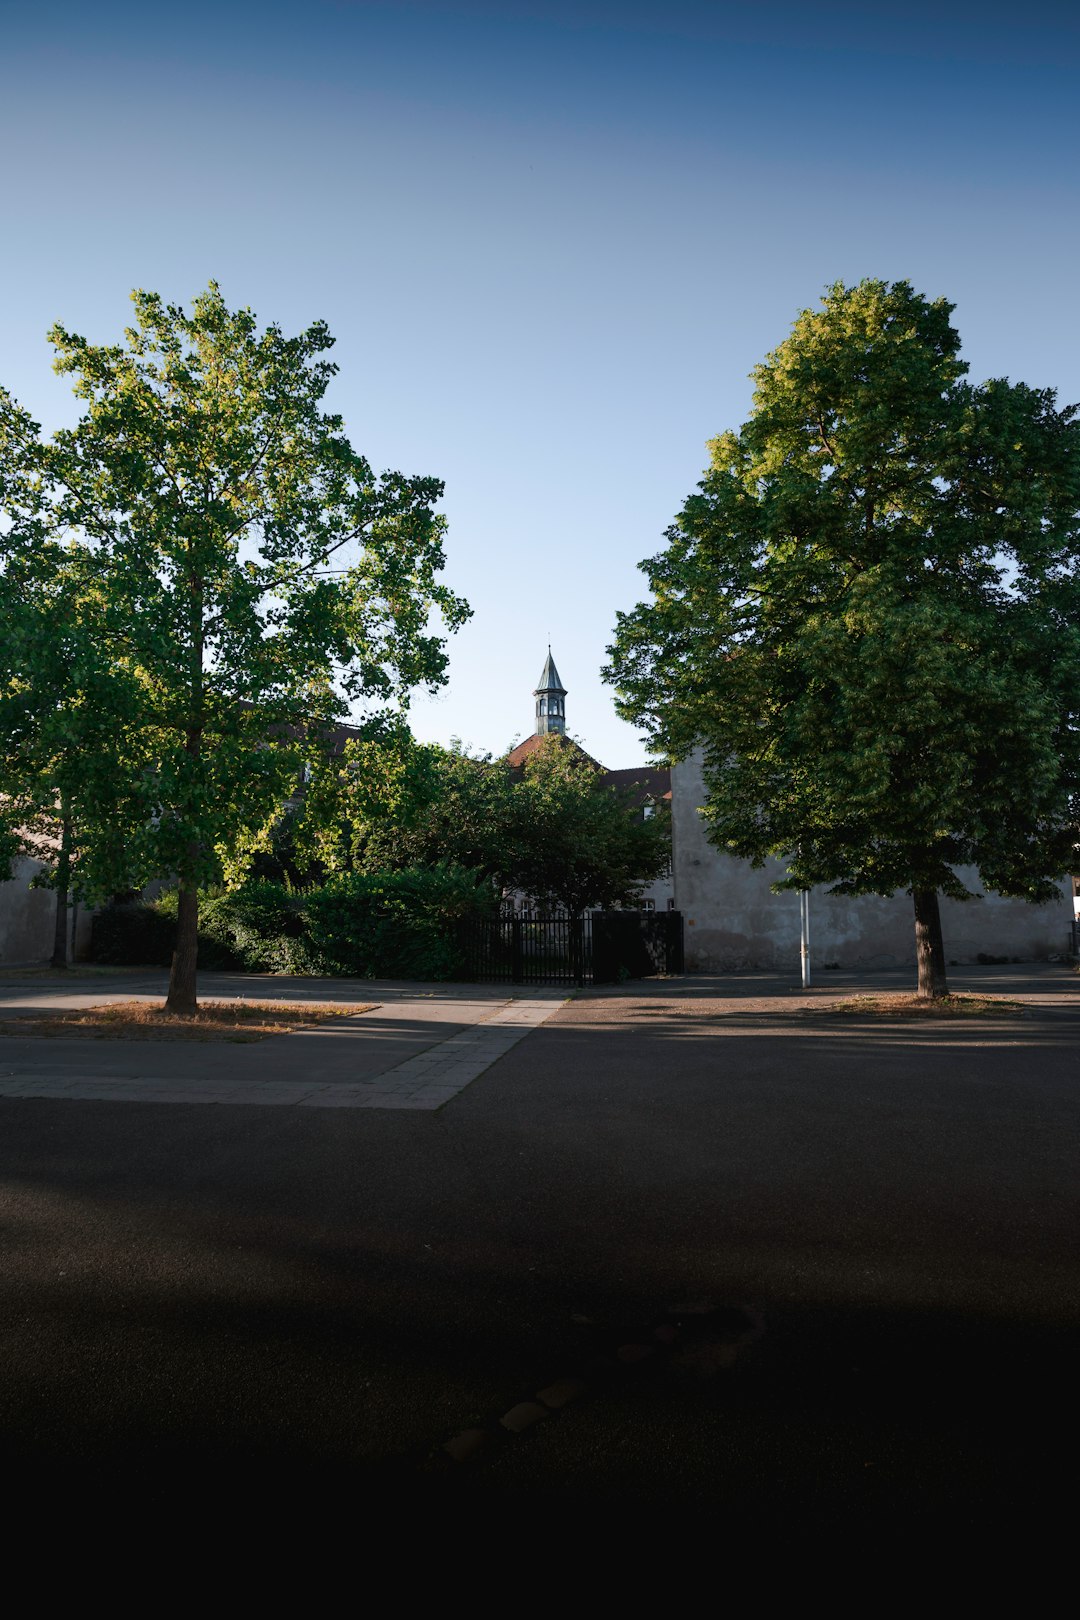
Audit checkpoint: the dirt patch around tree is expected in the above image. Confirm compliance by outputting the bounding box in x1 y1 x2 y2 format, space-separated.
812 993 1026 1017
0 999 378 1043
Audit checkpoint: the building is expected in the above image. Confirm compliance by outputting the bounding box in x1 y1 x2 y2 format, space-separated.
504 651 674 914
0 853 94 967
672 748 1071 971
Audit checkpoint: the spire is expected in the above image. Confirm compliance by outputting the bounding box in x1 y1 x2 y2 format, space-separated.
533 646 567 735
535 648 565 695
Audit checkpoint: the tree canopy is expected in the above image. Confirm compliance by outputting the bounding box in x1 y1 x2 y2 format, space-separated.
606 279 1080 995
0 537 140 963
296 731 671 916
1 284 467 1008
503 735 670 916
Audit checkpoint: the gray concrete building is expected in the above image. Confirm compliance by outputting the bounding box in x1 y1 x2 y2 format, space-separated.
1 854 94 967
672 750 1071 973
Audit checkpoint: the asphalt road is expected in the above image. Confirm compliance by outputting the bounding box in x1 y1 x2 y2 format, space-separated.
1 964 1077 1530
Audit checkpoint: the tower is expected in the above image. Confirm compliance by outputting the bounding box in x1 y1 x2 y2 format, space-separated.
533 648 567 736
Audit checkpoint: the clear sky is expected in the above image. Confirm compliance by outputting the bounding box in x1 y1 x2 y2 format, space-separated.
2 0 1077 765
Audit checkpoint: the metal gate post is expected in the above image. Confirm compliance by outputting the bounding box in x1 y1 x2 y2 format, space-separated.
570 916 585 987
511 918 523 985
669 911 685 974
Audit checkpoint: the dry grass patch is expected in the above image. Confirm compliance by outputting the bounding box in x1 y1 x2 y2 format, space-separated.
0 999 377 1042
815 992 1026 1018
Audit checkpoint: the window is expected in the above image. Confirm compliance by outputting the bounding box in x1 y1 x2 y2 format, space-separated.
667 897 676 911
642 899 655 912
643 802 655 819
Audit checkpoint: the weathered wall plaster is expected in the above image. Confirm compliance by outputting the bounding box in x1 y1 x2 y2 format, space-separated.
0 857 95 966
672 752 1071 972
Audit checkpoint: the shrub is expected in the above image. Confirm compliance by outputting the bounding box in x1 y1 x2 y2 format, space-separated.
90 865 495 979
151 889 240 968
306 865 496 980
91 901 176 967
197 881 306 972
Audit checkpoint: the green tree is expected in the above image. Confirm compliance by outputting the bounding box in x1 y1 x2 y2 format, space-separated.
0 537 140 965
506 735 671 916
296 721 460 875
0 389 48 889
606 280 1080 997
354 741 517 879
2 284 467 1009
304 730 670 915
1 396 131 964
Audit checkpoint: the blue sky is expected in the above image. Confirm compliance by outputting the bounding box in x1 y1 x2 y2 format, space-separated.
2 0 1077 765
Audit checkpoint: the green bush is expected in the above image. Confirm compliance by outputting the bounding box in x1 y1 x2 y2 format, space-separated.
306 865 495 980
90 865 495 979
152 887 245 969
197 882 306 971
91 901 177 967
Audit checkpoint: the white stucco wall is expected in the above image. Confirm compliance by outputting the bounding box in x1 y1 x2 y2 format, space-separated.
672 752 1071 972
0 857 95 966
636 871 675 912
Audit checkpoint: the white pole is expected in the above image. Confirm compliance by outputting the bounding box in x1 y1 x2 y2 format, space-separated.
800 890 811 990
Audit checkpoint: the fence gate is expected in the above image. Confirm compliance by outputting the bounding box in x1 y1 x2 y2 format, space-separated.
457 916 591 987
457 911 683 987
590 909 684 984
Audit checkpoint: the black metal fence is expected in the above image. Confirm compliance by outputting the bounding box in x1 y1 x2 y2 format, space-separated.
592 909 684 983
456 910 684 987
456 915 591 987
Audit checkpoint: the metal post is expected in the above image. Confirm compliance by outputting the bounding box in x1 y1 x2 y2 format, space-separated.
800 890 811 990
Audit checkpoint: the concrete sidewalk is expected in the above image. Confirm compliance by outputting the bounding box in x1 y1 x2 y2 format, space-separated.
0 970 568 1108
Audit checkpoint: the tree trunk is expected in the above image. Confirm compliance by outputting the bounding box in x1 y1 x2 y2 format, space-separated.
166 882 199 1015
50 814 73 970
168 566 205 1018
913 887 948 999
50 886 69 970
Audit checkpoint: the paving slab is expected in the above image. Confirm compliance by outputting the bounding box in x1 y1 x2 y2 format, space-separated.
0 971 568 1108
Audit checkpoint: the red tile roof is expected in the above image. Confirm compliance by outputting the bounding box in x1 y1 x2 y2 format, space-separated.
505 733 600 769
602 765 672 808
503 737 670 806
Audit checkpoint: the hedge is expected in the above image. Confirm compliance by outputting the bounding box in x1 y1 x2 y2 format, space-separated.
90 866 495 980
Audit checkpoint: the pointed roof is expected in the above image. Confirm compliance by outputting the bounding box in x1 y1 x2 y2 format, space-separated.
505 732 600 772
534 648 566 694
